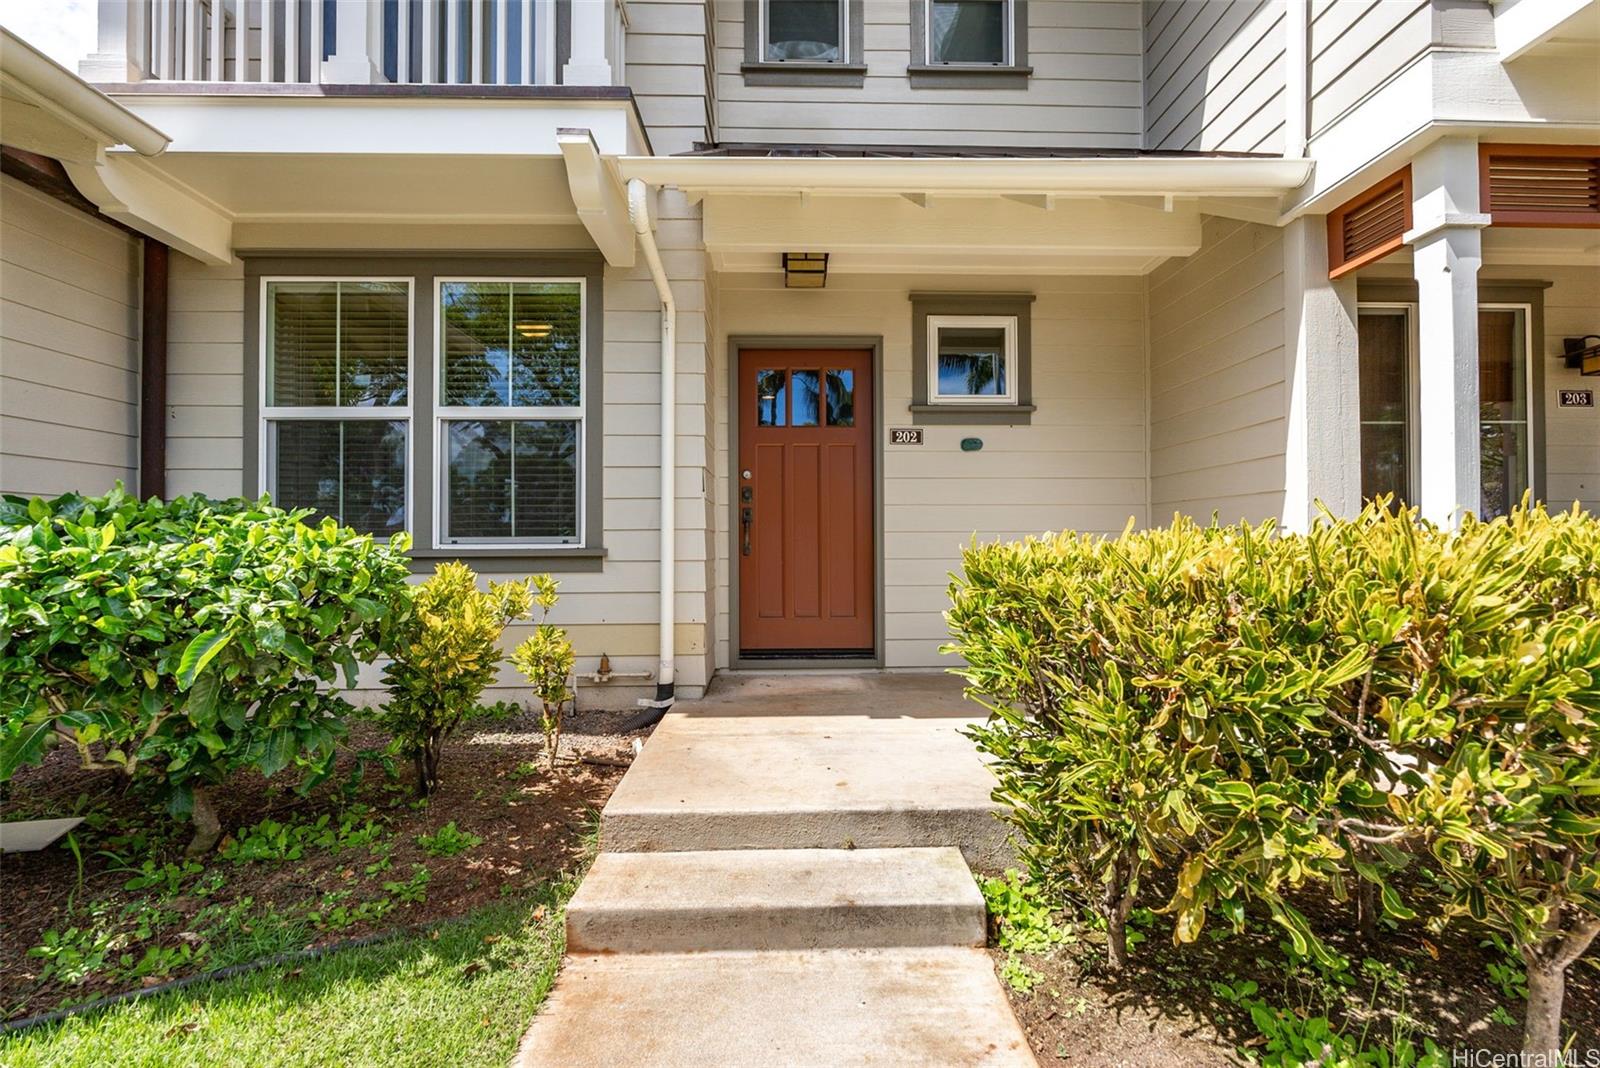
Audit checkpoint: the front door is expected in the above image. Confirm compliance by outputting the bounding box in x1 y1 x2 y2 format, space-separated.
738 349 874 655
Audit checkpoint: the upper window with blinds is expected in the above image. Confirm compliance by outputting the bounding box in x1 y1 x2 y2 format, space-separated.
263 280 411 537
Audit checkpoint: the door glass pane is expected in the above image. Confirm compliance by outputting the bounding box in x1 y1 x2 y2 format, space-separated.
756 370 787 426
930 0 1006 63
791 370 820 426
936 326 1007 397
766 0 841 61
1357 308 1410 506
270 419 407 536
444 419 579 542
1479 308 1529 519
826 369 854 426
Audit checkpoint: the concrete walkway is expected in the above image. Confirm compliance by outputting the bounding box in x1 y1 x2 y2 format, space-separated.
515 673 1035 1068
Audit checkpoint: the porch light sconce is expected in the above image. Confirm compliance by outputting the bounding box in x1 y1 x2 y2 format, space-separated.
1563 336 1600 376
782 252 829 289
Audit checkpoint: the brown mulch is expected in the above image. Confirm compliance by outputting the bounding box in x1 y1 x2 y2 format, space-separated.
1 709 651 1022
995 884 1600 1066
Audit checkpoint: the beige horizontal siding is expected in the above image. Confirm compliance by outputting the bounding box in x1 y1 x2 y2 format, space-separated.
1142 0 1286 153
713 271 1149 670
0 176 141 499
626 0 715 155
1308 0 1429 136
1147 215 1287 525
711 0 1144 150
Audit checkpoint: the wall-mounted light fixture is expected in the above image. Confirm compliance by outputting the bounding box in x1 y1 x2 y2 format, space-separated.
1563 335 1600 376
782 252 829 289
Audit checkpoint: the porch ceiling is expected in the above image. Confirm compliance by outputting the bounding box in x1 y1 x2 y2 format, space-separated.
699 192 1213 276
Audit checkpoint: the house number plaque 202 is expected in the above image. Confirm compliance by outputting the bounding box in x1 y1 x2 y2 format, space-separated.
889 428 924 445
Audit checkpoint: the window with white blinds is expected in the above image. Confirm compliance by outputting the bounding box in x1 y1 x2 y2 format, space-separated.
436 279 585 546
263 280 411 536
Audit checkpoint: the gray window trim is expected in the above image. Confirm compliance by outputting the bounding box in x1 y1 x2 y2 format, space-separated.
1356 278 1550 507
909 0 1031 89
909 292 1035 425
741 0 867 87
244 251 606 573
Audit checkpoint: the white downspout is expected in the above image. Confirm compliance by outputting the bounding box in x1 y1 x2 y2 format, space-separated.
627 178 677 717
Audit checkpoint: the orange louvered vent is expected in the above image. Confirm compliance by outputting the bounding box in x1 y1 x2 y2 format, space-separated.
1481 145 1600 227
1327 168 1411 279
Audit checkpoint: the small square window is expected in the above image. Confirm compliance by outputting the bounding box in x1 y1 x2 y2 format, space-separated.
765 0 845 62
928 0 1008 65
927 315 1018 404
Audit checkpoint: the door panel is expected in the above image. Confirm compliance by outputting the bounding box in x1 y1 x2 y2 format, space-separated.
739 349 874 653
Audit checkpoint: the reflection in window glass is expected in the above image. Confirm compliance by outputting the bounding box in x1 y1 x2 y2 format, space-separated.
826 369 854 426
444 419 578 542
270 419 408 536
440 281 581 407
1357 308 1410 507
757 370 787 426
268 281 408 407
766 0 842 61
792 370 820 426
930 0 1006 64
936 326 1007 397
1478 308 1529 520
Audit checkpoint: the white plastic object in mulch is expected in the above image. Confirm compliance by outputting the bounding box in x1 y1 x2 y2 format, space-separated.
0 817 84 853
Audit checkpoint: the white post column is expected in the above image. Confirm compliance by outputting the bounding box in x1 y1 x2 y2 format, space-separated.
80 0 147 82
1408 138 1490 527
1282 214 1361 533
322 0 388 83
563 0 614 85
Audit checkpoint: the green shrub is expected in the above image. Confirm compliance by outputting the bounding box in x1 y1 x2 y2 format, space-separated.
370 562 530 796
0 487 412 852
947 501 1600 1055
509 575 575 770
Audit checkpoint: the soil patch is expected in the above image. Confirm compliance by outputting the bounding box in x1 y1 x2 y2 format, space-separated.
993 888 1600 1065
1 709 649 1022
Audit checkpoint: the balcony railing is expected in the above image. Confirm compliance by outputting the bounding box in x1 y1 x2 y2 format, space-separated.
82 0 625 88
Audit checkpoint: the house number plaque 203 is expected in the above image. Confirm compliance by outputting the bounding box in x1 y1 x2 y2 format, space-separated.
1558 389 1594 408
889 428 924 445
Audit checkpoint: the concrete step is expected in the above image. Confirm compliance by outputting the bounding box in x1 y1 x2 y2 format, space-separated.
515 947 1036 1068
566 847 985 954
601 712 1013 869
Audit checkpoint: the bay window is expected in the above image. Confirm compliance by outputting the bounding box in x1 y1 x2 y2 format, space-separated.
251 255 602 562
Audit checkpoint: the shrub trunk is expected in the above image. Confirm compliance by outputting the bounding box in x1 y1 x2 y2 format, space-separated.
1100 851 1138 972
185 784 222 856
414 734 446 798
1522 958 1563 1059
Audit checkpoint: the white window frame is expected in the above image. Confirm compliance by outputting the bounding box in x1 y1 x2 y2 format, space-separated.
257 275 415 535
926 313 1019 405
432 276 588 551
923 0 1012 66
761 0 849 63
1355 300 1535 508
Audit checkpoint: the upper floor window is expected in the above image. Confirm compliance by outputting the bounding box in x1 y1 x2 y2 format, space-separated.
909 0 1029 86
742 0 866 86
927 0 1010 65
765 0 846 62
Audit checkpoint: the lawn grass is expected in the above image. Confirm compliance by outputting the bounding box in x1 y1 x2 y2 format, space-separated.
0 873 577 1068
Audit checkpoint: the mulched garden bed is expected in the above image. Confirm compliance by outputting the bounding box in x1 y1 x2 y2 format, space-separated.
992 882 1600 1066
1 709 650 1022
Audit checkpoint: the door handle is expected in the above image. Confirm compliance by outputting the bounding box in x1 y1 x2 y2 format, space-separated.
741 507 753 556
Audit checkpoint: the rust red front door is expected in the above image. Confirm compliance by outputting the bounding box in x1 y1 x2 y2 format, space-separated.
738 349 874 655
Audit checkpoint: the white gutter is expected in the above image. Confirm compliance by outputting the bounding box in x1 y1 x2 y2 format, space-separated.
0 28 169 157
627 177 676 717
618 155 1315 197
